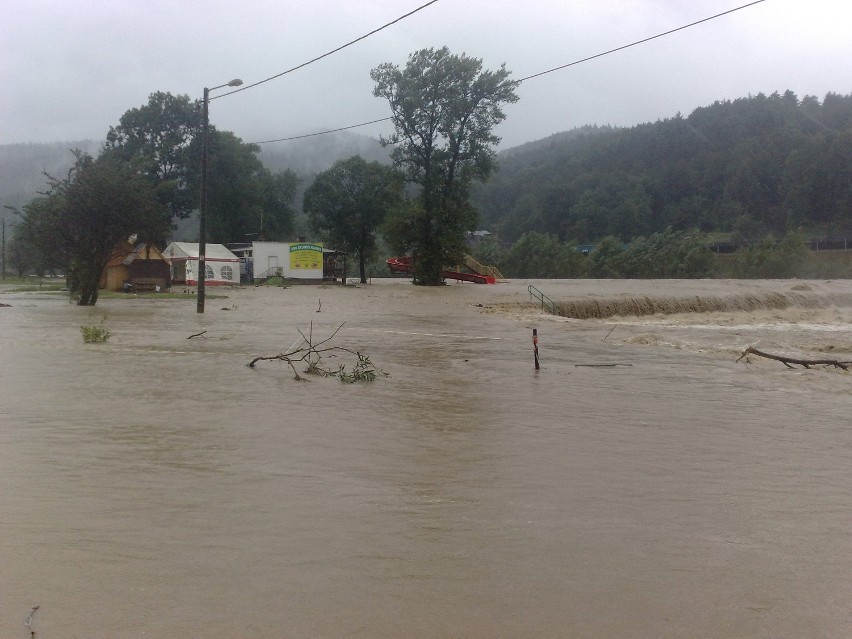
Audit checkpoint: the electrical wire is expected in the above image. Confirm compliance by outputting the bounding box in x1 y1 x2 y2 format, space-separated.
211 0 441 101
253 118 391 144
516 0 767 83
251 0 768 144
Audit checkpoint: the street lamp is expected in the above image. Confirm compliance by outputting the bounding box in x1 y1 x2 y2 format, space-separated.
197 77 242 313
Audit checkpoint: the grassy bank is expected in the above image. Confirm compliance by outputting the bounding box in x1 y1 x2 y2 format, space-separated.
0 278 226 301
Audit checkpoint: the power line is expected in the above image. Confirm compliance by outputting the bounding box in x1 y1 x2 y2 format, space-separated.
253 117 392 144
517 0 767 83
251 0 768 144
211 0 441 101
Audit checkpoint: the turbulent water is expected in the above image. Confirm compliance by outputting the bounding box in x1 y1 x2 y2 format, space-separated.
2 278 851 638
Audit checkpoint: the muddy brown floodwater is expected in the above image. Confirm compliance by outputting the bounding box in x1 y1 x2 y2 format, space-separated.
2 278 852 638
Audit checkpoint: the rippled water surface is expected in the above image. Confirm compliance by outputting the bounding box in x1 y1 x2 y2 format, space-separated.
2 279 852 637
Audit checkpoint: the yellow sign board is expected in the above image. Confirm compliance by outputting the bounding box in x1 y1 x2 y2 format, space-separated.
289 243 323 270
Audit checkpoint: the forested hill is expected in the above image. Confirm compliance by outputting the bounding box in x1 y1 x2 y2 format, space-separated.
474 91 852 245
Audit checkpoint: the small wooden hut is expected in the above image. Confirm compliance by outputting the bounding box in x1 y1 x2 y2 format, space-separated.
100 242 172 292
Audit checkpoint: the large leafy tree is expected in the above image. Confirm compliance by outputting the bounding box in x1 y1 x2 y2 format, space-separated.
371 47 518 285
19 150 167 305
106 92 199 227
303 156 403 283
106 91 299 245
206 131 299 243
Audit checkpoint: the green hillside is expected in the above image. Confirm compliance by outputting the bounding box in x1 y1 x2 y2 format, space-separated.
473 91 852 245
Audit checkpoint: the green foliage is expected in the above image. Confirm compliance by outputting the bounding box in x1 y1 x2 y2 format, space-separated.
80 325 111 343
304 155 403 283
730 231 812 278
502 232 588 278
589 236 625 277
372 47 519 285
469 237 507 272
106 92 199 228
590 229 714 279
19 150 168 305
473 91 852 244
8 221 54 277
106 92 299 244
262 276 288 287
306 353 388 383
334 353 389 383
205 131 299 243
629 229 714 278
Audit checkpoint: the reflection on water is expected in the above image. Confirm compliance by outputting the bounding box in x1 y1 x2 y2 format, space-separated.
1 279 852 637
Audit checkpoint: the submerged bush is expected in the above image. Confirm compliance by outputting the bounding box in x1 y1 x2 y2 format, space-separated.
81 325 111 343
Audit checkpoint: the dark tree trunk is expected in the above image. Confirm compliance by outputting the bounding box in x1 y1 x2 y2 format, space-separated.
78 287 98 306
76 263 102 306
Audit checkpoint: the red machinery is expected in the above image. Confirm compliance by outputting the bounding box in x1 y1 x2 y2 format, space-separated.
386 256 497 284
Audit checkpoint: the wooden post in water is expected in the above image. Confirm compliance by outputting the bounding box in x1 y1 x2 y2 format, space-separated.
532 328 540 370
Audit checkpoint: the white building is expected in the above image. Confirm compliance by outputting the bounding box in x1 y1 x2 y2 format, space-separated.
163 242 240 286
250 241 327 282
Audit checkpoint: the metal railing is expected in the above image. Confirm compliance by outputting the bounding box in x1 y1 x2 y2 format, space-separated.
255 266 283 280
528 284 558 314
463 255 506 280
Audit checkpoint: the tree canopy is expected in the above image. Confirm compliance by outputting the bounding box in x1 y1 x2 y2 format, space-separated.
106 91 299 244
371 46 518 284
303 156 403 283
106 91 199 226
18 150 168 305
205 131 300 244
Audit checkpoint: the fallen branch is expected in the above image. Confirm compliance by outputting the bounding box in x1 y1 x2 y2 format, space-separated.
248 321 388 383
575 363 633 367
25 605 39 637
737 346 851 371
187 330 207 339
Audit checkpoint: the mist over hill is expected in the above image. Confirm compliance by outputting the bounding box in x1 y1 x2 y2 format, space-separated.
257 132 390 176
4 90 851 249
0 140 103 218
0 132 388 229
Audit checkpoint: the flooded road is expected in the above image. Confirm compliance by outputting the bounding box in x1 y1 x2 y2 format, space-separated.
2 279 852 637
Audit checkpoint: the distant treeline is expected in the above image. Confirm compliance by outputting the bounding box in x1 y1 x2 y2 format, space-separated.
468 229 852 280
473 91 852 245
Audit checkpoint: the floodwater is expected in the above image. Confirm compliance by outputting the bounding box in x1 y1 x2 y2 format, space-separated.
2 278 852 638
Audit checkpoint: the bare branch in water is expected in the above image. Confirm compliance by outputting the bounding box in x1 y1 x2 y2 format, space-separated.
737 346 851 371
248 322 387 383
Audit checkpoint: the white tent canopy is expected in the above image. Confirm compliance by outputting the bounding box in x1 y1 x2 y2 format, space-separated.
163 242 240 286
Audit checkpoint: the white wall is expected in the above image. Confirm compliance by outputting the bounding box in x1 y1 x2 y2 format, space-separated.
252 242 324 280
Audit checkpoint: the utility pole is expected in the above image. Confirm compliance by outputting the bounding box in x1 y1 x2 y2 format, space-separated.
196 77 242 314
2 218 5 281
197 86 210 313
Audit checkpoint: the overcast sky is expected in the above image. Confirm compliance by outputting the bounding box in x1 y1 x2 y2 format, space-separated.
2 0 850 150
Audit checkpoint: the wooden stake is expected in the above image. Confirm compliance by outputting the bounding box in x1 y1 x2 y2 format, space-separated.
533 328 540 370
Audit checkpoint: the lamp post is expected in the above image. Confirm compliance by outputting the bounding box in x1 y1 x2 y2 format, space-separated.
197 78 242 313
